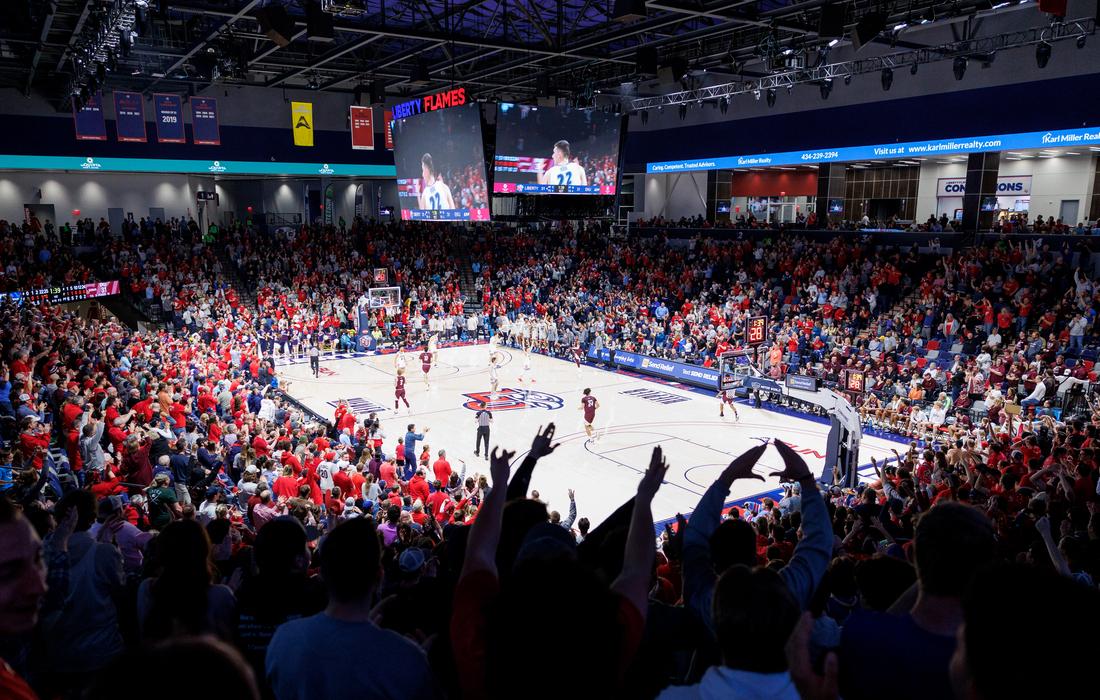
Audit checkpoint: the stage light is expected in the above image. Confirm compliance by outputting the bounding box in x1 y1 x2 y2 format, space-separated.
766 88 776 107
1077 35 1086 49
844 74 852 85
678 104 687 120
719 97 729 114
820 79 832 100
1035 41 1051 68
953 56 967 80
640 110 649 125
910 62 918 75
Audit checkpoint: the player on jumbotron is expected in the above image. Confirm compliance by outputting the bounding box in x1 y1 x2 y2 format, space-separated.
537 140 589 189
580 388 600 442
418 153 456 211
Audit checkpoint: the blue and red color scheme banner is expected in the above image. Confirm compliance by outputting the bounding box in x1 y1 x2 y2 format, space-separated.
113 91 147 143
153 93 186 144
190 96 220 146
72 92 107 141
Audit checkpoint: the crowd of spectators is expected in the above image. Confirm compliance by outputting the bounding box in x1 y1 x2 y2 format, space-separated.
1 211 1099 699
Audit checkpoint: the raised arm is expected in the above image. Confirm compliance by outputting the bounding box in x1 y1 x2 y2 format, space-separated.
561 489 577 530
505 423 560 501
459 445 516 580
611 446 669 617
773 441 833 610
1035 516 1072 578
683 443 766 628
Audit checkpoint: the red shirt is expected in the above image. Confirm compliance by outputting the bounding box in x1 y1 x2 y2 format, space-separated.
433 458 452 486
408 475 430 505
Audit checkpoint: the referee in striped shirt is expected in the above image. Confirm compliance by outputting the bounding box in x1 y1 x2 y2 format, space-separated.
474 401 492 459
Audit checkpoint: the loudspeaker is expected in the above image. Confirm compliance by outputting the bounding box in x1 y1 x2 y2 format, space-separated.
255 5 295 48
818 4 846 39
612 0 646 22
666 55 689 80
1038 0 1066 16
192 53 217 81
305 2 334 42
410 58 430 84
636 46 659 75
370 78 385 104
850 11 886 52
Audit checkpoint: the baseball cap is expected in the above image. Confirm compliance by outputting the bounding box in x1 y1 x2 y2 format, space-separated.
97 495 124 517
398 547 426 573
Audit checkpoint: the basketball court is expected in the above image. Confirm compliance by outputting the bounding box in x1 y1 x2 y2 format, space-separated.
277 344 900 527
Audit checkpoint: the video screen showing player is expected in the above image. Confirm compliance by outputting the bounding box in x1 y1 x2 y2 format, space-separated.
493 102 621 195
392 102 490 222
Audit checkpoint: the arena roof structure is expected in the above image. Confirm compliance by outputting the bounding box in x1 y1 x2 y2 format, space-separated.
1 1 1072 109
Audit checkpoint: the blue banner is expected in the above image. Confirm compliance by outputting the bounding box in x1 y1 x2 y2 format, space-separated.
190 96 220 146
647 126 1100 173
153 93 185 143
113 91 146 143
586 347 721 390
72 92 106 141
0 154 395 177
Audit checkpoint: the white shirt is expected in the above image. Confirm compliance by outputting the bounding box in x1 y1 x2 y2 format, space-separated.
544 162 586 187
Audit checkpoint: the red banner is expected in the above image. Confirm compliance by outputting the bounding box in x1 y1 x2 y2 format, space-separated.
383 109 393 150
349 105 375 151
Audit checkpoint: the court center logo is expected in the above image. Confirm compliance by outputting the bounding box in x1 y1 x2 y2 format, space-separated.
462 388 564 411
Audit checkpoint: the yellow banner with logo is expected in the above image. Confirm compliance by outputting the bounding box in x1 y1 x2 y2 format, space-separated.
292 101 313 146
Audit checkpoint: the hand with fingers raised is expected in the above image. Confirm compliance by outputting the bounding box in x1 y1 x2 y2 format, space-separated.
720 442 768 485
489 446 515 489
771 440 816 485
637 445 670 502
529 423 560 461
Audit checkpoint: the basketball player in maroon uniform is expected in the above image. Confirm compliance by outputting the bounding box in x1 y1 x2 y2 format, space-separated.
419 347 433 389
718 387 740 420
395 369 410 412
571 341 583 369
580 387 600 441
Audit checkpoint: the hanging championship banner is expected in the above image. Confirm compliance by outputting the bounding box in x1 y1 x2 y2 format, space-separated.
153 93 186 143
383 109 393 149
292 101 314 147
73 92 107 141
191 96 221 145
113 91 147 142
349 105 374 150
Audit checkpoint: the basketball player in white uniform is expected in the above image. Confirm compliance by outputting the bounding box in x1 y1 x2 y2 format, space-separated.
418 153 456 210
394 349 407 374
538 140 589 188
489 352 501 397
517 344 535 386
